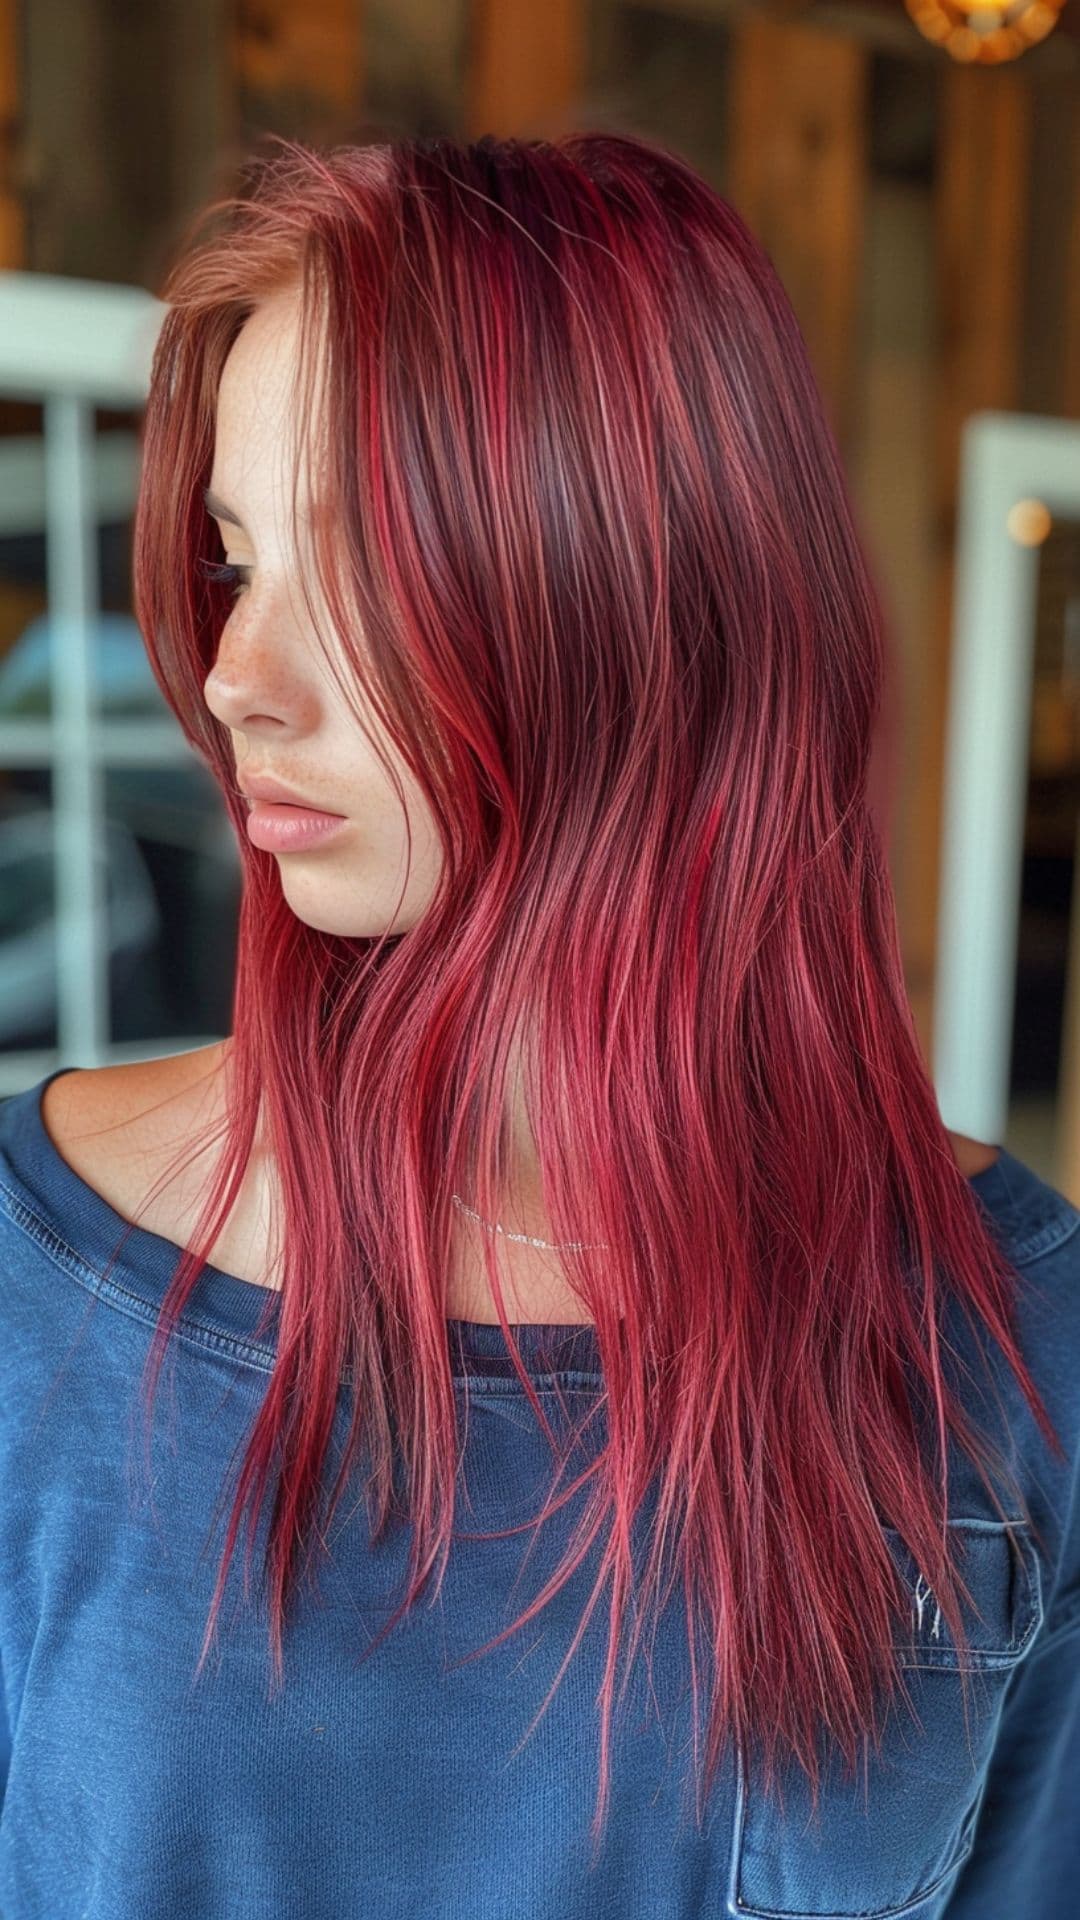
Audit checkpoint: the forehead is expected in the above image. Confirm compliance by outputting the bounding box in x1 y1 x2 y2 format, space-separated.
216 288 303 428
212 286 322 531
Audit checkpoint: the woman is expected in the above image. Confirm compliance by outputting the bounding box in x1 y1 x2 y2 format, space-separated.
1 131 1077 1919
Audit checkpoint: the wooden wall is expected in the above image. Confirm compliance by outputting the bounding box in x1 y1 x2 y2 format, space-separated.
4 0 1080 1110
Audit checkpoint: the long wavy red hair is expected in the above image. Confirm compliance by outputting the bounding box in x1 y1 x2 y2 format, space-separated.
122 129 1062 1855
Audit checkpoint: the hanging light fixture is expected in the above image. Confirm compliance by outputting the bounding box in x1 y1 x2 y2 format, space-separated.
905 1 1067 64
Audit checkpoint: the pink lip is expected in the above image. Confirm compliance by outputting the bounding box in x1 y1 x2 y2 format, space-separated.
238 771 339 809
244 801 349 851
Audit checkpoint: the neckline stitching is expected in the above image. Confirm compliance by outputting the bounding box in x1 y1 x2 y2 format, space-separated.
0 1177 280 1374
5 1071 606 1388
6 1074 1072 1380
0 1171 605 1391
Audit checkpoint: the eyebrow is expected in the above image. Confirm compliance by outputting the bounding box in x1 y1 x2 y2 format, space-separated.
202 486 248 532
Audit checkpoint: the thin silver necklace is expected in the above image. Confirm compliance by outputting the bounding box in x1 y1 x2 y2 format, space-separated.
450 1191 608 1252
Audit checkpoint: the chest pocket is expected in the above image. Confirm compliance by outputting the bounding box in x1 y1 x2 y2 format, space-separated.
728 1517 1044 1919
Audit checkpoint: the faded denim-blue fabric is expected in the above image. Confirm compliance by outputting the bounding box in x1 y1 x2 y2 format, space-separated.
1 1064 1078 1918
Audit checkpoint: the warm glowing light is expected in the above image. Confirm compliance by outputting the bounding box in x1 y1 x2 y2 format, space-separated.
1006 498 1053 547
905 0 1066 63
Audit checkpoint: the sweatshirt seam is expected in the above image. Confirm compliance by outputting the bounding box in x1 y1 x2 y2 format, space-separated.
2 1157 1072 1384
0 1178 605 1393
0 1176 282 1375
1008 1212 1080 1268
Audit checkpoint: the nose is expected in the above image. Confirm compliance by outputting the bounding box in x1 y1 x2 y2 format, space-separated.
202 659 287 735
202 613 296 735
201 588 327 747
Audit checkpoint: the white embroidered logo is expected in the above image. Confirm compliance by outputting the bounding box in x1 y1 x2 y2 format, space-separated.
911 1572 943 1641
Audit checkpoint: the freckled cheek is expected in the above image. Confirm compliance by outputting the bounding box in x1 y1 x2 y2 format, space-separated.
210 638 329 730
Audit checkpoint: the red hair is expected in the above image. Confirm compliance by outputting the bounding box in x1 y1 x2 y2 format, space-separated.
125 130 1062 1856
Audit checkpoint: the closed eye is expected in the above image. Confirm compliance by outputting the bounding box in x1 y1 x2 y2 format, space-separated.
195 557 252 603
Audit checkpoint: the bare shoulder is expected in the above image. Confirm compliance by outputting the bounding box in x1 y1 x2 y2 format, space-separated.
946 1131 1001 1179
37 1041 278 1284
41 1042 231 1181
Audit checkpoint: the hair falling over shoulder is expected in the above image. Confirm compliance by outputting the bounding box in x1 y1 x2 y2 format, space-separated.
124 127 1064 1860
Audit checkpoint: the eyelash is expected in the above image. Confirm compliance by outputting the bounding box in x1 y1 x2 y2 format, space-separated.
196 557 251 603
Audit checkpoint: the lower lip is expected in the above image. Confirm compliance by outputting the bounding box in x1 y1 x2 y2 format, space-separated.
244 801 349 851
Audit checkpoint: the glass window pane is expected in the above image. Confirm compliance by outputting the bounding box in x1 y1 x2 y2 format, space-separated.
0 764 58 1054
103 761 240 1049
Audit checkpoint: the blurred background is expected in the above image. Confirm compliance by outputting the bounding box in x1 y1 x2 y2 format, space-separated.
1 0 1079 1192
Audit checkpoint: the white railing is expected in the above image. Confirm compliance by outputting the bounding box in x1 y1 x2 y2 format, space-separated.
0 271 230 1091
935 410 1080 1155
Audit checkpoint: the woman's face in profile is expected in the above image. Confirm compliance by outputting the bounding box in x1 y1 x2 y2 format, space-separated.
201 283 443 937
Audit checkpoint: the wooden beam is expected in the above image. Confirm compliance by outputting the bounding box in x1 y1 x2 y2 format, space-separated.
933 70 1029 533
18 0 231 286
1019 71 1080 418
621 0 1079 69
465 0 587 139
0 0 21 267
1065 94 1080 419
231 0 363 143
361 0 467 137
727 10 868 456
906 65 1031 1058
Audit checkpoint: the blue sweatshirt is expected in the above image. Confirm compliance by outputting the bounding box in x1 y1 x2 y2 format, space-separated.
0 1064 1078 1919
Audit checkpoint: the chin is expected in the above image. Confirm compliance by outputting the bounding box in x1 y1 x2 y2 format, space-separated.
277 880 423 939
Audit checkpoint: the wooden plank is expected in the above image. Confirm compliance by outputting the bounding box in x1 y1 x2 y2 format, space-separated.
361 0 467 136
1019 72 1080 419
19 0 228 286
906 67 1030 1063
1065 92 1080 421
231 0 363 141
933 70 1029 529
0 0 21 268
727 11 868 455
466 0 586 139
621 0 1080 67
847 178 938 939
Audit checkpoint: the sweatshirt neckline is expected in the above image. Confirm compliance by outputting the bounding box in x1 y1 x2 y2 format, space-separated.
2 1067 604 1389
1 1067 1041 1387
